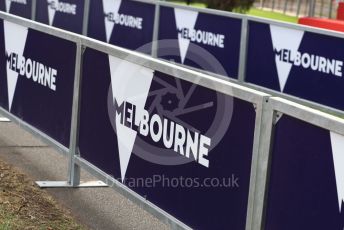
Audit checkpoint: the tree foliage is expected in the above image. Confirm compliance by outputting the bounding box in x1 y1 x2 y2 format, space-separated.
205 0 254 12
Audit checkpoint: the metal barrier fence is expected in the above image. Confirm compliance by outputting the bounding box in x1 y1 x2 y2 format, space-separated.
1 2 344 229
0 10 271 230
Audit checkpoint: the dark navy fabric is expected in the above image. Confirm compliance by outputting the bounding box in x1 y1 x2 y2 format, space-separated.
35 0 84 34
0 19 7 109
0 25 76 147
0 0 32 19
158 6 241 79
79 48 256 229
246 21 344 111
266 115 343 230
87 0 155 54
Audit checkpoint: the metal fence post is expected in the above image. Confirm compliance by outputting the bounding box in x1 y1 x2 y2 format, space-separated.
272 0 276 11
329 0 333 19
303 0 309 16
277 0 282 10
245 97 275 230
246 97 275 230
36 41 106 188
308 0 315 17
67 42 83 187
319 0 324 17
151 2 161 58
296 0 302 16
82 0 91 36
66 42 107 188
283 0 288 14
238 17 248 82
31 0 37 21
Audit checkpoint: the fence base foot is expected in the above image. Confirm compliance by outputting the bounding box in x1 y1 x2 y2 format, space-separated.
35 180 108 188
0 117 10 122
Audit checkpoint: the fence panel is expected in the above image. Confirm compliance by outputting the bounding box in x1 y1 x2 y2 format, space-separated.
264 97 344 229
0 0 32 19
87 0 156 54
35 0 85 34
0 16 77 148
157 5 243 79
245 19 344 112
77 41 268 229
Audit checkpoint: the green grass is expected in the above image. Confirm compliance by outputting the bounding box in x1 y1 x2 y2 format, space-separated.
0 206 23 230
247 8 299 23
166 1 206 8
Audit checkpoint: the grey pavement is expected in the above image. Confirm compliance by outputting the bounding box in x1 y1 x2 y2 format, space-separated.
0 121 169 230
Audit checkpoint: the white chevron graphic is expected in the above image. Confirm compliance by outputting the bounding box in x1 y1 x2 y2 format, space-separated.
5 0 12 12
174 8 198 64
330 131 344 212
270 25 304 92
4 20 28 111
47 0 58 26
109 55 153 181
103 0 122 43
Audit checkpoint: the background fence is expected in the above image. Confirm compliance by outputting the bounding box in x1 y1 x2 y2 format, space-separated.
255 0 339 18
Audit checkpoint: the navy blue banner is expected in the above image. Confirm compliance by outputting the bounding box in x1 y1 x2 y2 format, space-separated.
265 115 344 229
246 21 344 111
35 0 84 34
87 0 155 54
158 6 242 78
79 48 256 229
0 19 76 147
0 0 32 19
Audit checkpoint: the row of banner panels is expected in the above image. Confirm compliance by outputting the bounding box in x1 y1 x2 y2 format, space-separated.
265 98 344 230
0 0 244 79
0 0 87 34
88 0 243 78
4 0 344 114
34 0 156 49
0 16 76 148
33 0 344 114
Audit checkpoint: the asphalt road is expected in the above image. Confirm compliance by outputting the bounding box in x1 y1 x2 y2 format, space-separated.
0 120 169 230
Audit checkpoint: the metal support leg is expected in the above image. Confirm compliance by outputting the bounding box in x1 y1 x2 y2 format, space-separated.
35 180 107 188
0 117 10 122
245 97 275 230
36 43 107 189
